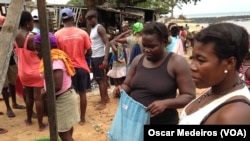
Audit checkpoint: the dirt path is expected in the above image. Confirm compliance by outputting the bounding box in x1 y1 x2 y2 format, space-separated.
0 88 120 141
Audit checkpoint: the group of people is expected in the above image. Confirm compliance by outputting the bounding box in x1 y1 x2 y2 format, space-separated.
108 21 250 141
1 6 250 141
108 18 250 126
0 8 111 141
0 14 26 134
109 19 250 141
106 20 250 141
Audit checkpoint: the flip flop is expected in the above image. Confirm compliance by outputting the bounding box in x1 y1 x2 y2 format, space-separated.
96 98 110 104
95 103 106 110
38 123 49 131
79 121 85 126
12 104 26 109
0 128 8 134
24 119 32 126
6 111 15 118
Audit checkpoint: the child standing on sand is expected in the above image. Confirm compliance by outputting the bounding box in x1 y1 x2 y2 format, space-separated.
107 43 126 98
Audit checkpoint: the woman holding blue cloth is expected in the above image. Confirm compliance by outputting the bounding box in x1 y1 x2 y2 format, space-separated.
108 21 195 141
122 21 195 124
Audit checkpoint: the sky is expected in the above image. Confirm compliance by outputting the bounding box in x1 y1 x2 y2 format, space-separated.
44 0 250 15
174 0 250 15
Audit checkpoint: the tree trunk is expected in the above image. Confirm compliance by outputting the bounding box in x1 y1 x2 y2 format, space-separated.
37 1 59 140
170 7 174 18
0 0 24 95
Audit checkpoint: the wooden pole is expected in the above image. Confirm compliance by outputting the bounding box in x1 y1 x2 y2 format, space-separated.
0 0 24 92
36 1 58 141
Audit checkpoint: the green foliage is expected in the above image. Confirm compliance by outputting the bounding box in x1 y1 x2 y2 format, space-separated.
178 0 201 4
67 0 84 6
117 0 200 5
69 0 201 16
134 0 201 17
136 0 170 13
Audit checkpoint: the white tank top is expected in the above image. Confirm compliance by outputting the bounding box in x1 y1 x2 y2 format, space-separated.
90 24 105 58
179 86 250 124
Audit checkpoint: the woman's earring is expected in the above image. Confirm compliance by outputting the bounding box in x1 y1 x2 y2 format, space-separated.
224 70 228 74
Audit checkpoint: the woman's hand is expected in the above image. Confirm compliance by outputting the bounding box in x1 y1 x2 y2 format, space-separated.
117 58 125 63
102 59 109 69
110 40 118 52
41 88 47 99
41 88 46 95
146 100 167 117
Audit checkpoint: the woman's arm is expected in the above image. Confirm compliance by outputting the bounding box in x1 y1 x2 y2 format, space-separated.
170 55 196 107
53 69 63 93
113 30 132 41
121 54 143 94
97 25 110 68
207 100 250 124
27 34 36 51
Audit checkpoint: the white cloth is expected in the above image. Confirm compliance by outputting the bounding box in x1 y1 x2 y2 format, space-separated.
90 24 105 58
179 86 250 125
107 66 126 78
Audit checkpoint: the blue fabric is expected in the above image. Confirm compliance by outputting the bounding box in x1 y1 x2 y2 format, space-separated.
109 53 116 65
107 90 150 141
166 36 177 52
32 27 40 34
129 44 142 64
109 53 125 65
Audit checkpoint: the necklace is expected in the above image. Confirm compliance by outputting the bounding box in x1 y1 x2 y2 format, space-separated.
198 80 244 103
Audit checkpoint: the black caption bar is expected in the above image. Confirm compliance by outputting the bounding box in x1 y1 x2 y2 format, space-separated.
144 125 250 140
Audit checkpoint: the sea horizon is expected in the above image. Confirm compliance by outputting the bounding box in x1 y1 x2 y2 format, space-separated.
179 11 250 18
177 11 250 33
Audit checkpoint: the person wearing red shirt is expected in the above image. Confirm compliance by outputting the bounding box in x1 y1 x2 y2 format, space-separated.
55 8 92 125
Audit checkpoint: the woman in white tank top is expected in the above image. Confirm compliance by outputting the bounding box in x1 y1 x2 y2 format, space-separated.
179 23 250 125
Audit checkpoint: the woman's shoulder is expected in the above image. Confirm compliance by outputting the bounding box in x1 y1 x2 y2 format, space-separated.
130 54 143 65
169 53 189 64
133 54 144 61
28 32 35 40
215 97 250 124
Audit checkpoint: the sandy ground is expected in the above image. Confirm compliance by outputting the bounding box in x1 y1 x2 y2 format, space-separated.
0 47 205 141
0 88 119 141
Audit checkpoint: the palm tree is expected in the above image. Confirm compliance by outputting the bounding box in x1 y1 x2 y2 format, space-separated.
67 0 102 9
